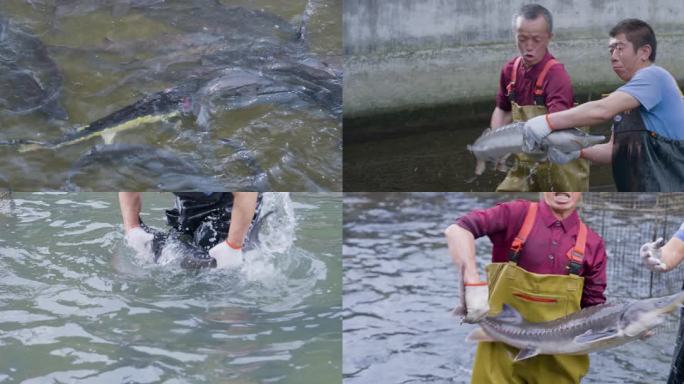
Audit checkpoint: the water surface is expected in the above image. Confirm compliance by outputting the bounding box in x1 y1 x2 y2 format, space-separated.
0 192 341 383
343 112 614 192
343 192 683 383
0 0 341 191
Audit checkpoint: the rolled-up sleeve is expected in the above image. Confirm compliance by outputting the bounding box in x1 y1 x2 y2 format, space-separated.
455 202 518 239
495 62 513 112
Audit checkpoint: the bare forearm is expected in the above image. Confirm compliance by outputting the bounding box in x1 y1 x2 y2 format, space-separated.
226 192 258 246
445 224 481 283
581 145 611 165
119 192 142 231
490 107 512 128
660 237 684 272
549 100 612 129
549 91 639 130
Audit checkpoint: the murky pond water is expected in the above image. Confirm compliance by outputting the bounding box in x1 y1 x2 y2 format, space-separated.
0 192 341 383
343 193 681 384
0 0 341 191
343 114 614 192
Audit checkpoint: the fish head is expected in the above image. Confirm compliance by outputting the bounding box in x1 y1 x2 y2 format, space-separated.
467 144 486 175
619 291 684 336
544 129 606 152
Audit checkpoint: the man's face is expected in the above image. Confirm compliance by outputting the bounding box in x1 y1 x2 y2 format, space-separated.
542 192 581 218
515 15 552 67
609 33 648 81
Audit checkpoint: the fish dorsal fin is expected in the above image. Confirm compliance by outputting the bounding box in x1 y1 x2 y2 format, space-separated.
101 131 117 145
573 327 619 344
466 327 496 343
493 304 524 324
514 347 540 361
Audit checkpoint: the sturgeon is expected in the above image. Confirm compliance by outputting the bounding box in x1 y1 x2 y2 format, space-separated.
1 64 339 152
466 291 684 361
0 2 340 152
467 122 605 175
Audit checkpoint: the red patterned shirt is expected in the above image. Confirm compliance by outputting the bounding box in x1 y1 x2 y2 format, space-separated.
455 199 607 308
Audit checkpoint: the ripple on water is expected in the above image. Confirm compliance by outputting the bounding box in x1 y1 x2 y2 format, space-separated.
0 192 340 383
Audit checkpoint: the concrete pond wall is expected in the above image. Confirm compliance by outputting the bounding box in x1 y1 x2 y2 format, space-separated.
344 0 684 117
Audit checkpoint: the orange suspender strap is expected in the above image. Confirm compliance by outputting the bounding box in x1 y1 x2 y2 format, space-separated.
533 58 559 97
506 56 524 100
566 221 587 275
508 202 538 262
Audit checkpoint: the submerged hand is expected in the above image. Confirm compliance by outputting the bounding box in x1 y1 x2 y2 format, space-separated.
209 241 244 269
124 226 154 262
463 283 489 323
522 115 551 153
547 147 580 164
640 237 667 272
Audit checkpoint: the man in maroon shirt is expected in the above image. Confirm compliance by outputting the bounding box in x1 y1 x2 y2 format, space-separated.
490 4 589 191
445 192 607 383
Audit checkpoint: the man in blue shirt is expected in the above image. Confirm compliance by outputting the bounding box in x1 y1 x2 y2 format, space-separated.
639 223 684 383
521 18 684 191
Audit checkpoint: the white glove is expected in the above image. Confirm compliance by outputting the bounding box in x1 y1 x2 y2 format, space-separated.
640 238 667 272
124 226 154 262
209 241 244 269
463 283 490 323
522 115 552 153
547 147 580 164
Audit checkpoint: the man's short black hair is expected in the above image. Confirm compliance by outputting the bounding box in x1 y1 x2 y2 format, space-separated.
609 18 657 62
514 4 553 34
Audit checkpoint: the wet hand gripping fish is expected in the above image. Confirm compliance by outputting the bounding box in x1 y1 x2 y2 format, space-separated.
139 210 273 270
467 122 605 175
464 291 684 361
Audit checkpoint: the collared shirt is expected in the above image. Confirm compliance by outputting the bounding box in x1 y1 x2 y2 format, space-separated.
455 199 607 308
495 51 574 113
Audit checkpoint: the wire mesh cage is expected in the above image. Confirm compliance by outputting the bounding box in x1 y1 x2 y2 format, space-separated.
581 193 684 299
580 193 684 331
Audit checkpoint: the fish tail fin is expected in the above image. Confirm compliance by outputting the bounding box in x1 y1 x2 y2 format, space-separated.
297 0 314 42
474 160 485 175
245 210 275 250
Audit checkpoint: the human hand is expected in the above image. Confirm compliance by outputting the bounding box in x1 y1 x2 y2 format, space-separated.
547 147 580 164
522 115 551 153
639 237 667 272
463 282 490 323
639 330 656 340
124 226 154 262
209 241 244 269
